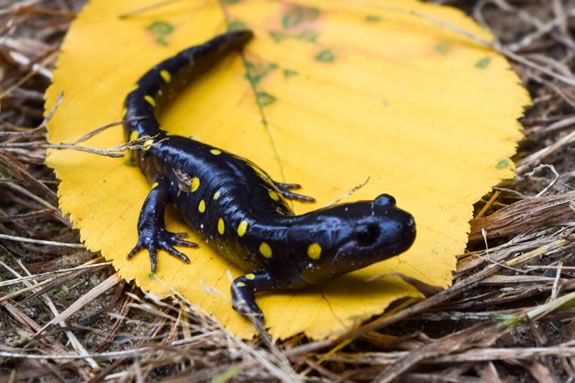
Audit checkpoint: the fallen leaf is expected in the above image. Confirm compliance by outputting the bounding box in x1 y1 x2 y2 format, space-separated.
46 0 529 339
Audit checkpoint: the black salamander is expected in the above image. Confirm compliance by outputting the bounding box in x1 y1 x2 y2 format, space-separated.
123 30 416 323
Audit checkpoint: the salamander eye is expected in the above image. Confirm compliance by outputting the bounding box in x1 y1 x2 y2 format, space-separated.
355 224 380 246
374 194 396 208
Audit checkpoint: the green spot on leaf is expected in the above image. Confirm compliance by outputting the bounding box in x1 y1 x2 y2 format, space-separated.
496 159 510 170
269 31 286 42
227 20 247 31
476 57 492 69
434 42 451 55
297 30 318 43
315 49 336 63
146 21 175 46
245 62 278 86
366 15 382 23
256 91 277 107
245 60 256 72
270 29 318 44
283 69 299 78
282 5 320 30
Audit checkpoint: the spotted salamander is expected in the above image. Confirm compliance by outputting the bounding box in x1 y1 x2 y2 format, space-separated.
123 30 416 323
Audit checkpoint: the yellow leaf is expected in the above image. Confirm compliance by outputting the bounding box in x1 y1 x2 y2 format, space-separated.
46 0 529 339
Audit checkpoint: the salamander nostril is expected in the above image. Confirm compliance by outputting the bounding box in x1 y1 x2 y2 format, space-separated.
355 224 380 246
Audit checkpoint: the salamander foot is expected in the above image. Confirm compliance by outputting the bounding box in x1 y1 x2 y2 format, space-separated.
230 271 275 323
127 229 197 272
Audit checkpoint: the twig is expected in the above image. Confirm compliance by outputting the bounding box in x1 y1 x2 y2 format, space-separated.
0 233 85 248
2 48 53 80
71 120 125 144
327 177 370 206
0 262 110 288
550 262 563 301
516 131 575 174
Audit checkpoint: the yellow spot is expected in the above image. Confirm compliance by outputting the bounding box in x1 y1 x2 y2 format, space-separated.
307 243 322 260
245 273 255 280
129 84 138 92
122 107 127 118
269 190 280 201
237 221 248 237
129 130 139 141
198 199 206 213
160 69 171 83
218 218 225 235
142 139 153 151
144 95 156 107
151 182 159 189
210 149 222 155
236 281 246 287
259 242 272 258
213 190 221 200
190 177 200 192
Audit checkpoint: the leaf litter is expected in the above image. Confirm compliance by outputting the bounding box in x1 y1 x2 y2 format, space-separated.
45 0 527 340
2 0 575 381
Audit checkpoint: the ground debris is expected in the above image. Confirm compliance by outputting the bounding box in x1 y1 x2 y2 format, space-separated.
2 0 575 382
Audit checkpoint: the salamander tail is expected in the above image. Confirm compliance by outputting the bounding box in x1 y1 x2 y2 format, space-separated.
123 30 254 143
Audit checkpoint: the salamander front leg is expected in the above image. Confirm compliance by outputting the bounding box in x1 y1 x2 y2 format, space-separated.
231 271 275 323
127 177 198 272
274 181 315 202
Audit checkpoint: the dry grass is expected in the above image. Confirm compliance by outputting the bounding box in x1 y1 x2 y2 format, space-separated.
2 0 575 381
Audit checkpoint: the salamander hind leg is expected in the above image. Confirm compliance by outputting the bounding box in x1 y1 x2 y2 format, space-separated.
127 177 198 272
274 181 315 202
231 271 276 323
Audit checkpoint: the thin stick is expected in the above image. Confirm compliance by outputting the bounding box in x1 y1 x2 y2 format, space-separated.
0 262 110 288
327 177 370 206
72 120 124 144
0 233 85 248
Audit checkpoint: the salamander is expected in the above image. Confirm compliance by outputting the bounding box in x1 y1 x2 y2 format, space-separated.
123 30 416 323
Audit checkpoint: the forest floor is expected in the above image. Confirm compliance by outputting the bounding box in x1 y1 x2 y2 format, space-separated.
2 0 575 382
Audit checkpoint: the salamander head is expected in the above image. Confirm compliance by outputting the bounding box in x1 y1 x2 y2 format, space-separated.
289 194 415 284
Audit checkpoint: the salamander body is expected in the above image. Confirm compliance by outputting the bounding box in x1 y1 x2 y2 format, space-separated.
123 30 416 322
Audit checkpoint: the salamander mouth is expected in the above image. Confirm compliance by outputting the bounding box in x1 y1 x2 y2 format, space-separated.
331 222 416 267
